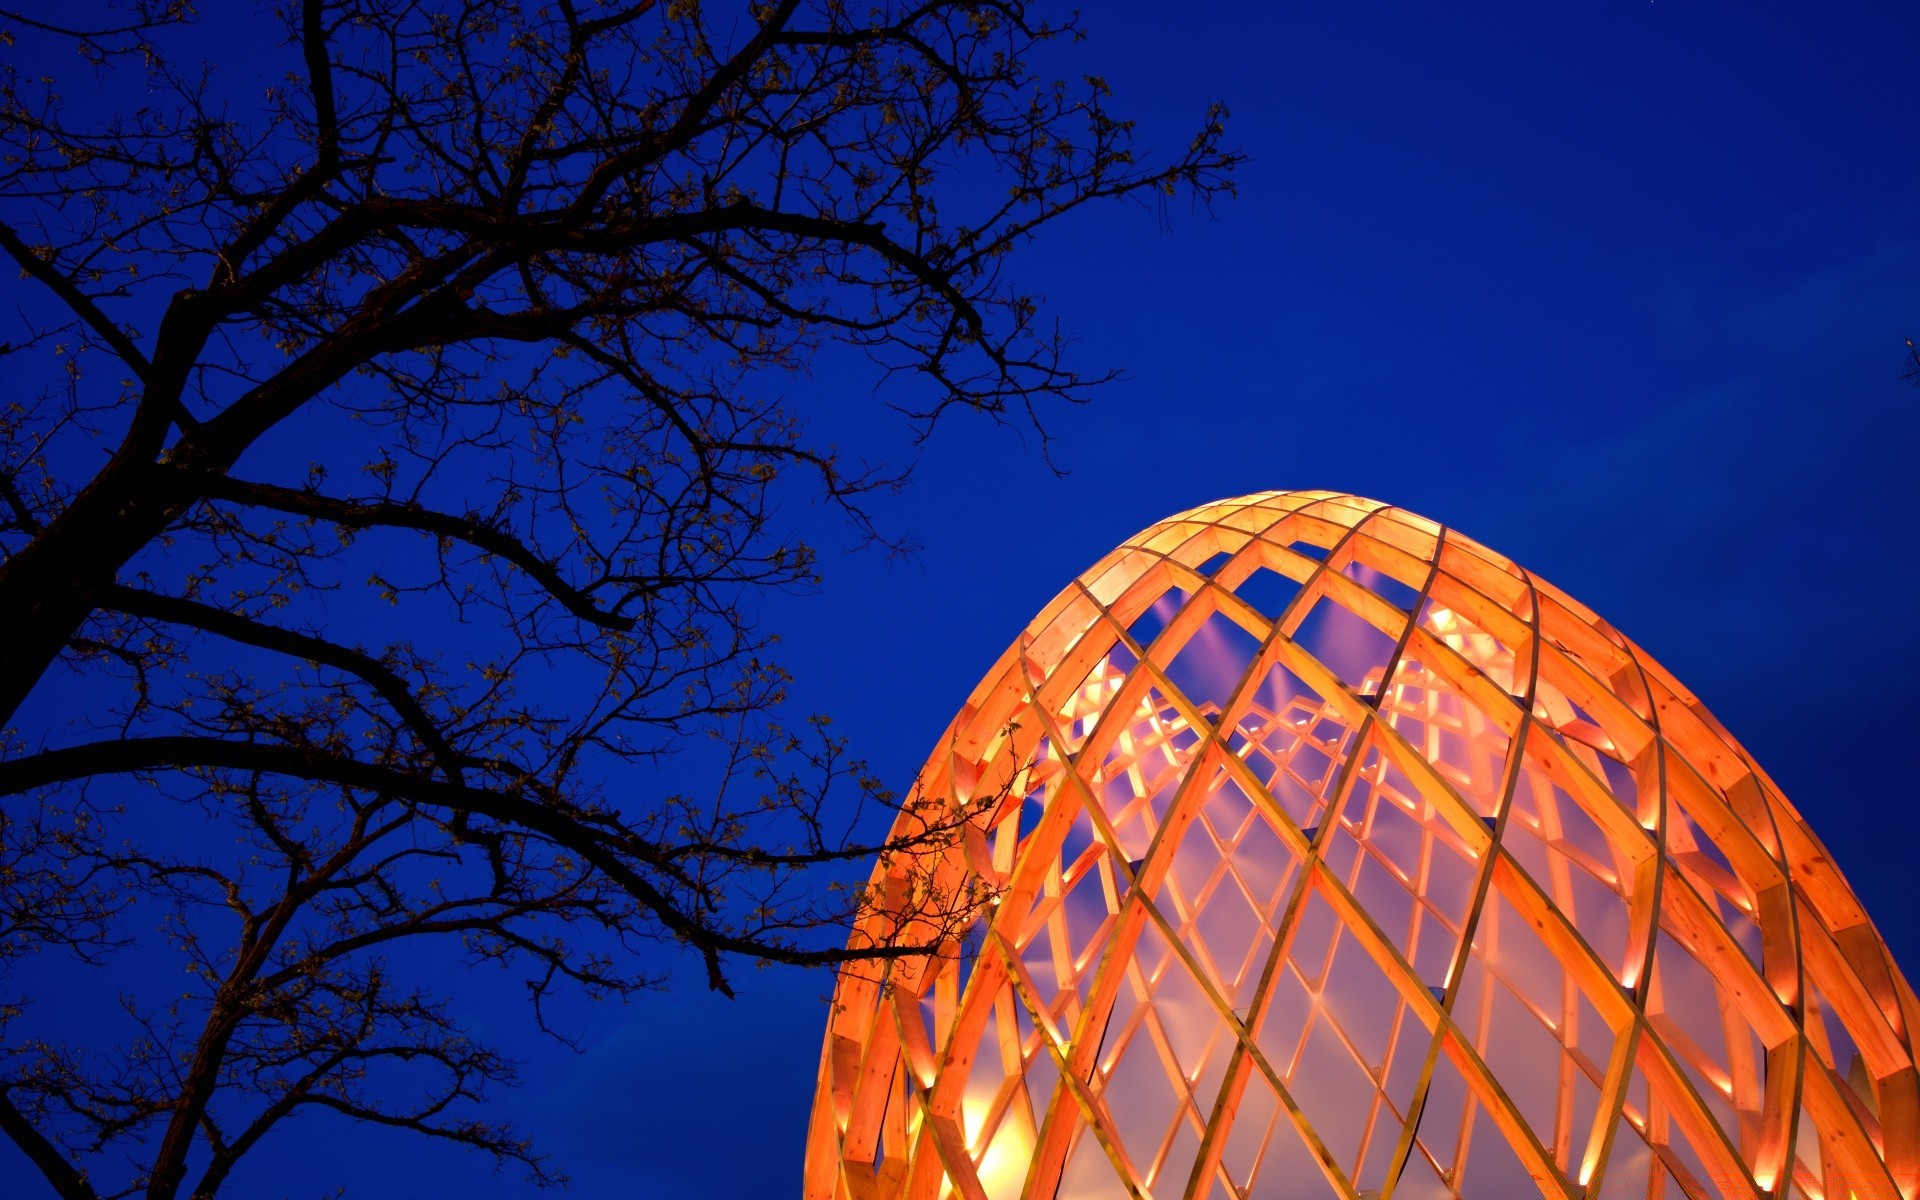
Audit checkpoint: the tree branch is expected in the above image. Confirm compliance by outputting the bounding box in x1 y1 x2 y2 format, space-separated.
0 219 152 383
0 736 952 992
190 474 634 630
0 1086 97 1200
95 583 467 785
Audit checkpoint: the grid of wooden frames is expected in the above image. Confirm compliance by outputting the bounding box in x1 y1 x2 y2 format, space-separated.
805 491 1920 1200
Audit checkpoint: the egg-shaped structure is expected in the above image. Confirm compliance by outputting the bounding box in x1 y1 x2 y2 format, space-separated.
805 491 1919 1200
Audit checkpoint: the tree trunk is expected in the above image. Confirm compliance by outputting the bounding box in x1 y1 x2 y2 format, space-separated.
0 453 196 727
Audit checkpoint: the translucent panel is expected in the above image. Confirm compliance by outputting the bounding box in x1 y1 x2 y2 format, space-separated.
1291 596 1402 695
1261 892 1434 1183
1535 672 1624 757
1789 1104 1824 1198
1241 1075 1334 1198
1448 877 1621 1180
1056 1109 1135 1200
1229 660 1356 834
1254 950 1314 1084
1622 1048 1765 1200
1504 755 1637 980
1598 1115 1660 1200
1096 1004 1188 1177
975 1096 1036 1200
1019 833 1116 1025
1159 770 1299 1011
1153 1121 1204 1196
1095 915 1234 1197
1219 1060 1282 1189
960 990 1017 1147
1289 1001 1384 1171
1459 1099 1547 1197
1415 1045 1476 1184
1382 657 1511 818
1647 907 1773 1178
1394 1141 1458 1200
1666 799 1765 972
1134 918 1237 1091
1803 975 1888 1147
1164 608 1265 722
1325 748 1477 993
1095 686 1200 862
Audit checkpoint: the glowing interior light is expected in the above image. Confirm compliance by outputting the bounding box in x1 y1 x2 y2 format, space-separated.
974 1118 1034 1198
960 1093 990 1148
807 491 1920 1200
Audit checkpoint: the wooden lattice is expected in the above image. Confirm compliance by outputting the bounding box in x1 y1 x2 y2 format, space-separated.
805 490 1919 1200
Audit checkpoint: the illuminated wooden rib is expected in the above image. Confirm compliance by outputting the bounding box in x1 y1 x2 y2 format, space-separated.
805 491 1919 1200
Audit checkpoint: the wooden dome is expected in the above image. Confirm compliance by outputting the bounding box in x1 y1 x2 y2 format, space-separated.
806 491 1917 1200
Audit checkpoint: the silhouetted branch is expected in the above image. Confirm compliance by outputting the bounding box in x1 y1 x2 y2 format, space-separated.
0 1 1237 1192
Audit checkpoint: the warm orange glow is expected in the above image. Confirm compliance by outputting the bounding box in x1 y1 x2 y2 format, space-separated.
805 491 1920 1200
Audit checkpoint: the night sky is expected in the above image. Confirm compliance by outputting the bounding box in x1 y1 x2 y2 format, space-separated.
10 1 1920 1196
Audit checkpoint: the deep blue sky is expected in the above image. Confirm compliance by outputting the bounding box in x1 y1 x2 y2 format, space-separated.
9 1 1920 1196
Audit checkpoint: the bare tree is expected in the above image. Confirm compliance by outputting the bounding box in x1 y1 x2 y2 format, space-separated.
0 0 1237 1195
